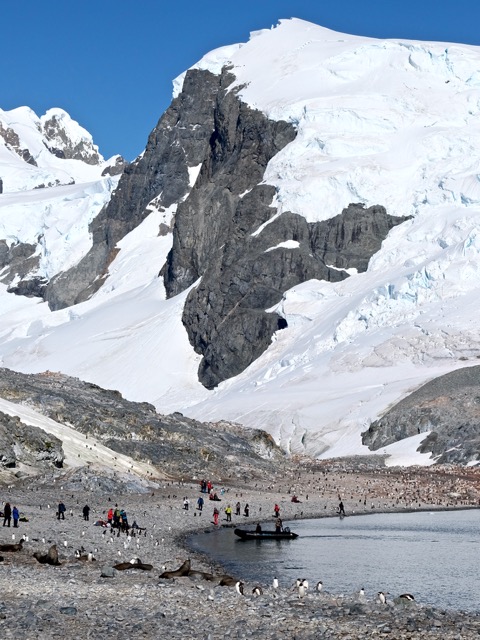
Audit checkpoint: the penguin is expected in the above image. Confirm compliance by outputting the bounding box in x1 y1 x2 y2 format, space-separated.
252 586 263 596
399 593 415 601
316 581 323 592
359 587 365 597
295 578 302 588
272 577 279 590
235 581 245 596
378 591 387 604
302 579 309 590
298 582 307 599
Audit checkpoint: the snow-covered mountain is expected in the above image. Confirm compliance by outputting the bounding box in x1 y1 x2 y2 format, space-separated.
1 18 480 465
0 106 125 296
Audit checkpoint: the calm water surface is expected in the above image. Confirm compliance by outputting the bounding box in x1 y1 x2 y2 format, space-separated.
188 509 479 612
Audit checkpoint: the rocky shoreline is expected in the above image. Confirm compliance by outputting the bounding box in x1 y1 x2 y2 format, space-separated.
0 462 479 639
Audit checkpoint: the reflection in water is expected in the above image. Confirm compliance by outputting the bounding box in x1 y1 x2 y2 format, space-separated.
188 509 479 612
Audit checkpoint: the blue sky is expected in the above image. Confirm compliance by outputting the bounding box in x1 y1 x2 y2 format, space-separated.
2 1 480 161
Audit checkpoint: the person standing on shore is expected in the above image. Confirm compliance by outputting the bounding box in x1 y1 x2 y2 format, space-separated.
12 506 19 528
244 504 249 517
82 505 90 521
339 501 345 516
235 501 241 516
274 503 280 517
197 496 204 511
3 502 11 527
57 502 66 520
225 505 232 522
213 507 219 526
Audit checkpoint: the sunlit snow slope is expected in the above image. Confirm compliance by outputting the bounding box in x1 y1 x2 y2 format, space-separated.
2 19 480 464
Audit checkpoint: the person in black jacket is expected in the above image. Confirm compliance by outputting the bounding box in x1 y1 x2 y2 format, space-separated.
82 505 90 521
3 502 11 527
57 502 66 520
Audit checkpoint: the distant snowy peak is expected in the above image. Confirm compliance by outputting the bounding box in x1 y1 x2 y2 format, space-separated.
40 108 102 165
0 106 124 192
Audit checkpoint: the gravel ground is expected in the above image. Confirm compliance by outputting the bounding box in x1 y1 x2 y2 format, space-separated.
0 462 479 639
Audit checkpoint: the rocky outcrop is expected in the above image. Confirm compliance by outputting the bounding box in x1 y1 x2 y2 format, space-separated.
0 120 37 165
101 155 128 176
362 365 480 464
0 368 285 480
41 111 101 165
0 411 64 469
177 199 407 387
0 240 46 297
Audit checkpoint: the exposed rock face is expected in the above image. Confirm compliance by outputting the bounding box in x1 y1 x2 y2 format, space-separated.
0 240 46 297
0 368 285 480
44 68 226 310
362 365 480 464
0 120 37 165
0 411 64 469
101 155 128 176
41 112 101 165
174 197 407 387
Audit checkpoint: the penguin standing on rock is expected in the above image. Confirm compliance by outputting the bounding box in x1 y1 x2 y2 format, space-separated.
377 591 387 604
316 581 323 592
272 577 279 590
235 581 245 596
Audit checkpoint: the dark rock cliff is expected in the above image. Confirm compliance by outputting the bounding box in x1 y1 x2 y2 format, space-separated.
173 197 407 388
362 365 480 464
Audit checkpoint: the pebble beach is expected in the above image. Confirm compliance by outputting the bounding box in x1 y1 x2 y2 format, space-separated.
0 462 479 639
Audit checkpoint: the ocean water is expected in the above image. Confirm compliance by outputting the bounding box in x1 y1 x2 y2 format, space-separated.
188 509 480 612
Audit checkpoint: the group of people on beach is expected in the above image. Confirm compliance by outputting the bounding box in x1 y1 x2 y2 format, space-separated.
107 505 129 530
2 502 19 527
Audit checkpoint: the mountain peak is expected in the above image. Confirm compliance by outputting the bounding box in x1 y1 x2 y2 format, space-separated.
40 108 103 165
